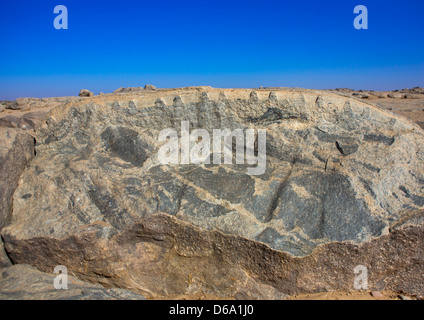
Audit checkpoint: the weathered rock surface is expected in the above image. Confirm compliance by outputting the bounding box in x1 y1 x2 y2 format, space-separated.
0 113 48 131
0 128 35 231
79 89 94 97
0 264 145 300
1 87 424 299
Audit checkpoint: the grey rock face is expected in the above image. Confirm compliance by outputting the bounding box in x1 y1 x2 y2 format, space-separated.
2 88 424 298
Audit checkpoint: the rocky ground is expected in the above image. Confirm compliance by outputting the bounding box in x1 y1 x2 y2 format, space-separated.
1 86 423 300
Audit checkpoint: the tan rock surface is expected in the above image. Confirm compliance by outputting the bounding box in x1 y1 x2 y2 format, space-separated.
1 86 424 299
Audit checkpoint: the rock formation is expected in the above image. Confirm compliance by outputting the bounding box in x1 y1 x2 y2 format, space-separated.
0 127 35 267
1 87 424 299
79 89 94 97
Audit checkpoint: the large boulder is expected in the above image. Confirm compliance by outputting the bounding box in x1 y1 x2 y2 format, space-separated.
2 88 424 298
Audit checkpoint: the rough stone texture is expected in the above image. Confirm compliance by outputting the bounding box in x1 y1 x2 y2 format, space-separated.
144 84 157 90
0 97 83 133
113 87 144 94
371 92 388 99
0 238 11 268
329 88 424 132
0 264 145 300
1 87 424 299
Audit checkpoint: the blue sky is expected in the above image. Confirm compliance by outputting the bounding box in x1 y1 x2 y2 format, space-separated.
0 0 423 100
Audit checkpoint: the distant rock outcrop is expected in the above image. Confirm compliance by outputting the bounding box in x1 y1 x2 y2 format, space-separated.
79 89 94 97
5 98 41 111
1 87 424 299
401 87 424 94
113 87 143 94
388 93 405 99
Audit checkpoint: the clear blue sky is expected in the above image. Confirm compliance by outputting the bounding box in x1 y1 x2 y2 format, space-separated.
0 0 423 100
